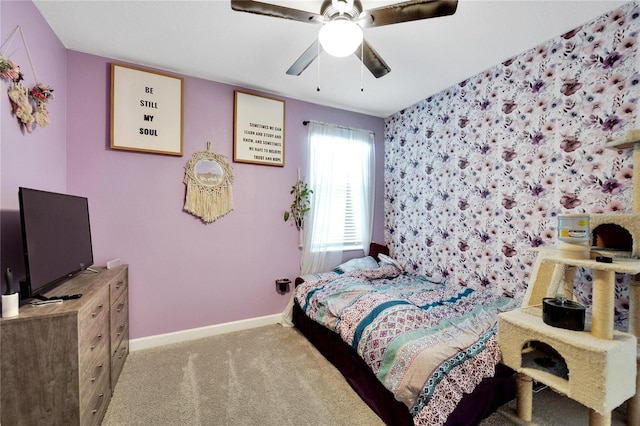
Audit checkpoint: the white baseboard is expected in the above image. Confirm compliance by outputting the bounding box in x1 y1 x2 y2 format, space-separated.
129 313 283 352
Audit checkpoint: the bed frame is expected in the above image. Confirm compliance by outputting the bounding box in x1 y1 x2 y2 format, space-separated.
292 300 516 425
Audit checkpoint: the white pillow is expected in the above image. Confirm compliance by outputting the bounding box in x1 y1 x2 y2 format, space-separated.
334 256 379 274
378 254 403 271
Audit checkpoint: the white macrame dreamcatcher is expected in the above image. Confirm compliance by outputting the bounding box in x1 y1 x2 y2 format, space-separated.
183 142 234 223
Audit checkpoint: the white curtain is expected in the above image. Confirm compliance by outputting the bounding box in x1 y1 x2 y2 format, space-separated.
300 121 375 274
280 121 375 327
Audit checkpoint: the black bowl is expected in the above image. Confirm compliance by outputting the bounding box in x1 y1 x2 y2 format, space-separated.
542 297 585 331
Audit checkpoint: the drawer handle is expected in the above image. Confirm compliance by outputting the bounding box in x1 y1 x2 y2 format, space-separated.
115 280 125 289
90 364 104 383
116 302 125 313
116 324 126 336
90 334 103 350
91 304 104 318
92 393 105 414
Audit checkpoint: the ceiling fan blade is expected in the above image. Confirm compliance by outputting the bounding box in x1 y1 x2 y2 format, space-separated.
286 40 320 76
361 0 458 28
231 0 323 24
354 40 390 79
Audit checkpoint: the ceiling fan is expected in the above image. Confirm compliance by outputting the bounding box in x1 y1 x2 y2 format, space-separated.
230 0 458 78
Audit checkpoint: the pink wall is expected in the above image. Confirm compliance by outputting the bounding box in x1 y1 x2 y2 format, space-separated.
1 0 67 284
0 1 385 339
65 52 384 338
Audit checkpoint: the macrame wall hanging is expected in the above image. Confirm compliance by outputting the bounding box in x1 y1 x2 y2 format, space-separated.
183 142 234 223
0 26 54 133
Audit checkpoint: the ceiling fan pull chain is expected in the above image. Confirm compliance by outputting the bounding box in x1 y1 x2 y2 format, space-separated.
360 41 364 92
317 40 321 92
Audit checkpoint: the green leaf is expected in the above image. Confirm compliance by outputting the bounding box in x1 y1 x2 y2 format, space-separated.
284 177 312 230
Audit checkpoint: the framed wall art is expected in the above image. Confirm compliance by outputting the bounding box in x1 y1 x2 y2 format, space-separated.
233 90 285 167
110 63 184 156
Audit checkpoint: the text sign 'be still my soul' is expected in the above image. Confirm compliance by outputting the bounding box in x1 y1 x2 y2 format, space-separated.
110 63 184 156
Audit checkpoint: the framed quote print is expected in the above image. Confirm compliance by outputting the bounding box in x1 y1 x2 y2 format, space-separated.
110 63 184 156
233 90 285 167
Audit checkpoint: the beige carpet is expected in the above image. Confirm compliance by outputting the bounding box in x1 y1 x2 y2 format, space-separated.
103 324 629 425
103 325 383 426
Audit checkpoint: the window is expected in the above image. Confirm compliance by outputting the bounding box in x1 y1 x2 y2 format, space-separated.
305 121 375 253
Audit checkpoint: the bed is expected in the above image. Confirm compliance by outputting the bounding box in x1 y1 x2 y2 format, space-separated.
292 252 519 425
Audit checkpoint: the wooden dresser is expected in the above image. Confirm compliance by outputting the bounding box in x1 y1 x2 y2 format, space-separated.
0 265 129 426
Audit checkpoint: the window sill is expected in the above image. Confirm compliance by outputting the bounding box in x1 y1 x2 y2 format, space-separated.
311 245 364 253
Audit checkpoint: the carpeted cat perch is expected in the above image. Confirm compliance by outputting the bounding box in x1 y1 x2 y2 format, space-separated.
499 308 636 418
499 129 640 426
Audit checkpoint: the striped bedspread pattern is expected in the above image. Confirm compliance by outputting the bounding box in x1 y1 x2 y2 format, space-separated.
295 266 518 425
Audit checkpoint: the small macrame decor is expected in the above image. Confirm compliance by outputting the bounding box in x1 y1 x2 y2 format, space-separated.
183 142 234 223
1 26 54 133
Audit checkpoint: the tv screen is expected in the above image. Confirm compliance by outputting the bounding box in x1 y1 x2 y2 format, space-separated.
18 187 94 299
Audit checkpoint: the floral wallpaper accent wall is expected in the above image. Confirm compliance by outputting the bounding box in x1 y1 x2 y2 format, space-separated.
384 2 640 324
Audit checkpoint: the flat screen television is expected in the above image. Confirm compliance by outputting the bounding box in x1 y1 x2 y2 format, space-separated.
18 187 94 300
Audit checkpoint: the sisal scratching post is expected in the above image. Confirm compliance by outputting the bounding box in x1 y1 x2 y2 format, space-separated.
561 265 577 300
557 241 590 260
522 249 567 307
516 373 533 422
589 409 612 426
591 269 615 340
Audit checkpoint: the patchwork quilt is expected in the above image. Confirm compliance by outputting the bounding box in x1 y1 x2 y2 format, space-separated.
295 266 519 425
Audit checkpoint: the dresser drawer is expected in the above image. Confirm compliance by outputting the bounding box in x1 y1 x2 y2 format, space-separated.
80 366 111 426
110 290 128 350
111 338 129 390
78 287 109 340
80 337 109 386
79 349 110 420
78 297 110 424
80 354 109 393
110 269 128 304
78 288 110 366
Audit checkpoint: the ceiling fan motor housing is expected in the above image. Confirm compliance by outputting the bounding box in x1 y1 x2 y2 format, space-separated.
321 0 363 21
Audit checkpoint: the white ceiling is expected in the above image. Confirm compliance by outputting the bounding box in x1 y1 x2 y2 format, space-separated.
33 0 630 118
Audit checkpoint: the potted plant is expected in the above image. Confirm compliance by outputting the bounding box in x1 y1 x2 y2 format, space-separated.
284 178 312 246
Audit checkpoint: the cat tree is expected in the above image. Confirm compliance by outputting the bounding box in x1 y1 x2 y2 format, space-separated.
498 129 640 426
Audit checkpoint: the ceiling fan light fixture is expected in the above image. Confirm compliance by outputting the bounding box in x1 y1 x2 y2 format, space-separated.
318 19 363 58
